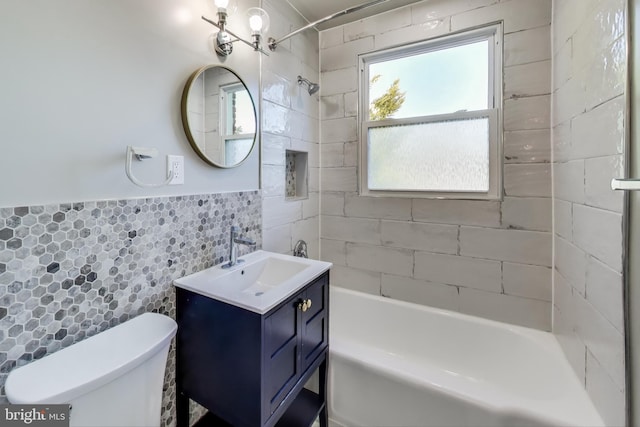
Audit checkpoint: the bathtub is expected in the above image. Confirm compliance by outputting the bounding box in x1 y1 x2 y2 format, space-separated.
328 287 604 427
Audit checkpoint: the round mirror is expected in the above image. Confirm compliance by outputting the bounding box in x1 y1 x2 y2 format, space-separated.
181 65 257 168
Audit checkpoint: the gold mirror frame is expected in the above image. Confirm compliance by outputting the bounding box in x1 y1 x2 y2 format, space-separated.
180 65 257 168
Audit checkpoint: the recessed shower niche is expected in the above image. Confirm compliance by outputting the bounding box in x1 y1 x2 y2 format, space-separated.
285 150 308 200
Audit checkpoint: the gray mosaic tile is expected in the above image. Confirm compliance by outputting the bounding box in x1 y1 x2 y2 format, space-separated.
0 191 262 427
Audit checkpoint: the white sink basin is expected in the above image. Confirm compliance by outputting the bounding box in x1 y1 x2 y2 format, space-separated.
173 250 332 314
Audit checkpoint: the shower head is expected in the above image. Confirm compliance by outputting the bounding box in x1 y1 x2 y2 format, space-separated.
297 75 320 95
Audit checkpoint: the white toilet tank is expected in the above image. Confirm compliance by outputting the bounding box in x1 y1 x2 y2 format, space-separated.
5 312 177 427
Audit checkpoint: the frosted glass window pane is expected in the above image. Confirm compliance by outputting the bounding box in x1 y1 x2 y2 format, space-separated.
368 118 489 192
368 40 489 120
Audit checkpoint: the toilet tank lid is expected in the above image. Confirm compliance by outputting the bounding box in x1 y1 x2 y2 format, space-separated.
5 312 177 404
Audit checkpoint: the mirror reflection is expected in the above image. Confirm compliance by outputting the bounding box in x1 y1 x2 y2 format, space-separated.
181 66 257 168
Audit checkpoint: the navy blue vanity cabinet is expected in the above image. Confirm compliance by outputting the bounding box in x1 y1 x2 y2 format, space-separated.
176 271 329 427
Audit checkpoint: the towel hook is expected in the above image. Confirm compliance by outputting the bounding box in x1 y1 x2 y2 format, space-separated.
125 146 173 188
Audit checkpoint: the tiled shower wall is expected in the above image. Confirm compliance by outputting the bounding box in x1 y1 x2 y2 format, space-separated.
0 191 262 427
552 0 626 425
260 0 321 258
319 0 553 330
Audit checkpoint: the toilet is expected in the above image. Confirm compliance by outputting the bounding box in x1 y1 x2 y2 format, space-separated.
5 312 177 427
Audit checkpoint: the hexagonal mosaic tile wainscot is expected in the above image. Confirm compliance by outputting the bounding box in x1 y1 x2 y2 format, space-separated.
0 191 262 427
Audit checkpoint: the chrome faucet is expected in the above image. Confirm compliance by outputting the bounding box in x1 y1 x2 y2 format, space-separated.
222 226 256 268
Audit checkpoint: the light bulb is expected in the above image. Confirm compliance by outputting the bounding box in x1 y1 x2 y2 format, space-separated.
249 15 263 32
214 0 229 8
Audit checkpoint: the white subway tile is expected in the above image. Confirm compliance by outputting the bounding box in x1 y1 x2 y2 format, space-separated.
504 95 551 131
321 215 380 245
504 164 551 197
321 167 357 192
308 167 320 193
320 238 347 266
573 204 623 272
321 143 345 168
411 0 498 24
555 236 587 296
320 191 344 216
553 39 572 90
263 196 302 228
321 117 357 143
330 265 381 295
320 26 344 49
586 256 624 333
571 1 625 72
585 155 624 213
344 91 359 118
459 287 551 330
374 19 450 50
321 94 345 120
292 217 319 249
554 199 573 241
582 37 625 111
412 199 501 227
345 194 412 220
414 252 501 292
302 193 319 219
451 0 551 34
586 351 626 427
553 160 585 204
262 101 292 136
262 69 292 108
553 121 572 163
262 133 289 166
381 221 458 254
571 96 625 159
553 77 586 126
321 37 374 72
552 278 587 385
460 227 551 266
343 6 412 42
291 139 319 168
263 223 292 254
343 142 358 167
262 165 286 197
502 197 551 231
381 274 459 312
504 60 551 99
574 295 625 390
504 129 551 164
320 67 358 96
503 262 551 301
346 243 414 276
504 26 551 66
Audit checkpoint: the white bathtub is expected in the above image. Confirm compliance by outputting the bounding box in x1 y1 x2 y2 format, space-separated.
328 287 604 427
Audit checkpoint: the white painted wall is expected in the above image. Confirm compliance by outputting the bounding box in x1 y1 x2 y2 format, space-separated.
319 0 553 331
552 1 627 425
0 0 260 208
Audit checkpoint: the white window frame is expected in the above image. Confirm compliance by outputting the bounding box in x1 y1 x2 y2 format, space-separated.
219 82 254 164
359 24 503 200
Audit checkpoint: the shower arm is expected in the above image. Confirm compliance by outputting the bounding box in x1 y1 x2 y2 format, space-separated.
267 0 389 51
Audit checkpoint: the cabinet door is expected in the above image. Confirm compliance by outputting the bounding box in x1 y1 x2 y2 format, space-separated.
264 299 301 415
300 274 329 372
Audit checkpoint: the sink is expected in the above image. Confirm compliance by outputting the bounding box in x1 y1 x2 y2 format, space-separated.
173 250 332 314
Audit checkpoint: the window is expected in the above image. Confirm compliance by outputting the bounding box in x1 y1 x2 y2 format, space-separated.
359 24 502 199
220 83 256 165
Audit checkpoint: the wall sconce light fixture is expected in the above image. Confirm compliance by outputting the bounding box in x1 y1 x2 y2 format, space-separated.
202 0 270 56
267 0 389 51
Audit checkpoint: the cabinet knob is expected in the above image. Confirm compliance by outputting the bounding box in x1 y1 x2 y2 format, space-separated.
297 299 312 312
